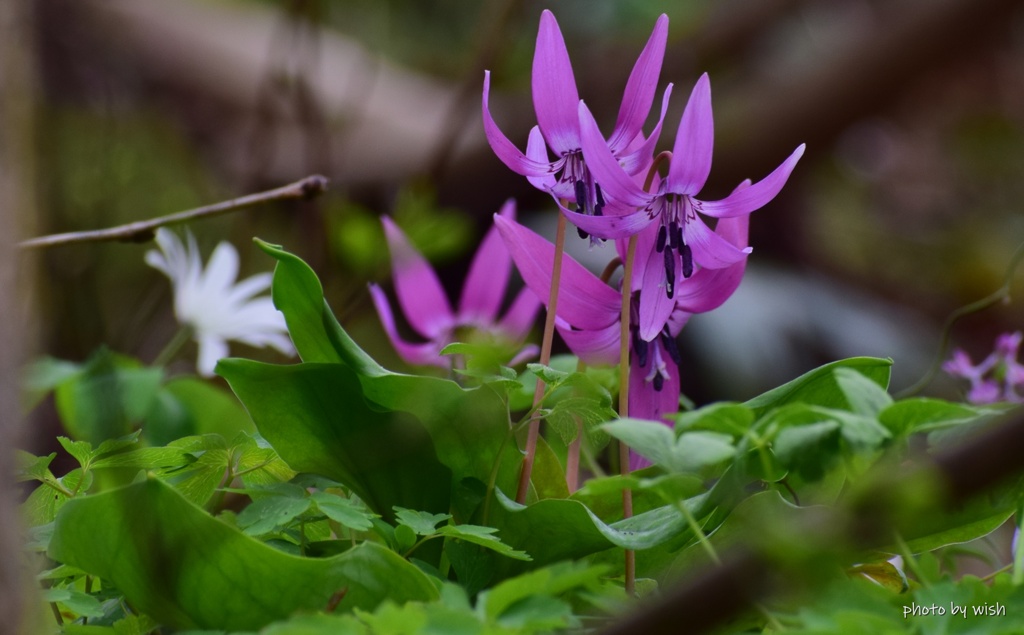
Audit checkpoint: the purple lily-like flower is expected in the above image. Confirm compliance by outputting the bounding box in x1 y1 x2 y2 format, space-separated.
482 10 672 234
943 331 1024 404
369 201 541 369
571 73 804 305
494 212 750 469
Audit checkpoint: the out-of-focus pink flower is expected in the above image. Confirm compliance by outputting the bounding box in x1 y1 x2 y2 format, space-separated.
943 331 1024 403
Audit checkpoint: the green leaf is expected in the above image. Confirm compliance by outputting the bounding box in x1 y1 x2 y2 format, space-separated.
57 437 93 469
310 492 377 532
53 348 164 444
436 525 531 561
16 450 56 483
217 361 451 523
22 356 81 409
834 368 894 417
255 239 384 376
236 484 312 536
744 357 892 417
773 420 842 481
878 398 999 436
261 612 368 635
481 561 606 622
48 478 439 631
603 419 735 474
394 508 451 536
674 402 755 436
42 587 105 618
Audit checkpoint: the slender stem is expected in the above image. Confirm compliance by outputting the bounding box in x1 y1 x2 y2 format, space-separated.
515 211 568 504
19 174 329 249
153 325 193 368
566 360 588 493
619 234 639 597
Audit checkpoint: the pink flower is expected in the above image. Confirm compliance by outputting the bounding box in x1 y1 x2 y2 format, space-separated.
369 201 540 369
943 331 1024 404
482 10 672 235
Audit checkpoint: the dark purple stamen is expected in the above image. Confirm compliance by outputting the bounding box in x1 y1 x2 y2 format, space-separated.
661 327 682 366
669 221 680 250
574 179 587 211
681 244 693 278
653 372 664 391
595 183 606 207
656 225 667 253
632 329 649 368
664 247 675 299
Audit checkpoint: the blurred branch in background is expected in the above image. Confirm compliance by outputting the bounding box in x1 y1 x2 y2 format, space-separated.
19 174 329 249
0 0 39 631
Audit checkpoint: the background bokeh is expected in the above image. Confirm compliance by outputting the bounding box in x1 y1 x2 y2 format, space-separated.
15 0 1024 421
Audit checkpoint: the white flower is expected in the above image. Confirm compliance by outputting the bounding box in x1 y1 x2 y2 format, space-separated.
145 228 295 376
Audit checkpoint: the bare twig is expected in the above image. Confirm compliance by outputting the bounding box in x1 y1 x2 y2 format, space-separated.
19 174 328 249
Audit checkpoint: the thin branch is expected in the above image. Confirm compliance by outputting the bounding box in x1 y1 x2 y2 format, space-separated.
19 174 329 249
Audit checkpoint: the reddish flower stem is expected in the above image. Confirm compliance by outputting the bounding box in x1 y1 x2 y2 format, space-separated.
516 211 568 504
618 234 639 596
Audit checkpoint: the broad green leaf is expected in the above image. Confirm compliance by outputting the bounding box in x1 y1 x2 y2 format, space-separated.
217 360 451 522
310 492 377 532
395 508 452 536
436 525 531 561
604 419 735 474
256 239 384 376
744 357 892 417
834 368 894 417
878 398 999 436
773 420 841 481
48 478 438 631
674 402 755 436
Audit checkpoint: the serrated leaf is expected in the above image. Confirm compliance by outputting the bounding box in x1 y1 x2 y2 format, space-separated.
237 487 312 536
312 492 377 532
49 478 439 631
57 437 93 469
437 525 531 561
16 450 56 483
394 508 451 536
42 587 105 618
91 446 191 470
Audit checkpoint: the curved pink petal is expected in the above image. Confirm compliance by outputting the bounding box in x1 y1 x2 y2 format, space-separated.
368 284 448 369
381 216 454 339
673 216 748 313
493 214 619 330
526 126 558 192
637 244 678 341
667 74 714 195
684 215 751 270
607 14 669 154
499 287 542 340
532 10 581 155
558 321 621 366
562 206 654 241
578 101 656 209
483 72 560 177
699 144 806 218
459 200 516 324
616 84 673 176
